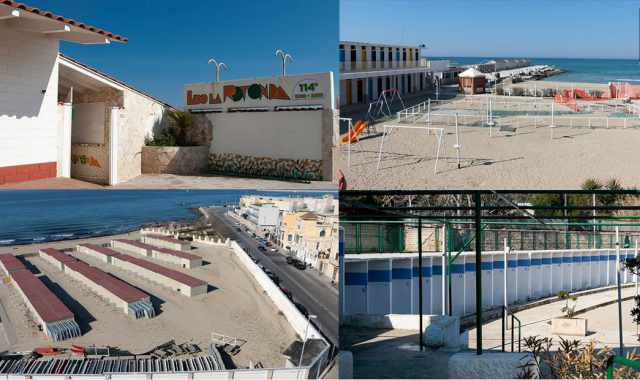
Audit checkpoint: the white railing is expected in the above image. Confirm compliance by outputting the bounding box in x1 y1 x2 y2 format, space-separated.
338 117 354 168
340 60 428 72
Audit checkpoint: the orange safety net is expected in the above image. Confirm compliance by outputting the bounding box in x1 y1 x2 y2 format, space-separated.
609 82 640 99
554 91 580 112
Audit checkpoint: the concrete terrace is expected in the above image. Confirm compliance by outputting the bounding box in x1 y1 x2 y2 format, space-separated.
0 232 297 368
468 285 640 352
0 175 337 191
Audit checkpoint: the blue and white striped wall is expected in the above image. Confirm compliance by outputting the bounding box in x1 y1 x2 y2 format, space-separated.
342 248 638 317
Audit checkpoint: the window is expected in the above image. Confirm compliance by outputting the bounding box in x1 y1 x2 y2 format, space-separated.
339 44 345 62
395 48 400 62
350 46 356 62
320 230 326 237
388 48 392 62
415 50 419 61
402 48 407 62
371 47 376 62
379 47 384 62
288 234 293 241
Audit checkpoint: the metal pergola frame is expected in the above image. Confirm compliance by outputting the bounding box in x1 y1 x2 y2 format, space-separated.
340 189 640 355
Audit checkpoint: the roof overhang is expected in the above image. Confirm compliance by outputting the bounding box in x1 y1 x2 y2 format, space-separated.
57 54 175 109
58 57 124 94
0 1 127 44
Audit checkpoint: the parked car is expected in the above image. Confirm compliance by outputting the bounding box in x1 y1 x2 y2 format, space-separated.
294 302 309 318
268 274 280 285
280 287 293 300
264 270 280 284
257 246 266 252
269 247 277 252
286 256 295 265
294 260 307 270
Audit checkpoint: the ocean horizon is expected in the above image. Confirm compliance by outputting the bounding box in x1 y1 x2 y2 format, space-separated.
0 189 336 247
431 56 640 84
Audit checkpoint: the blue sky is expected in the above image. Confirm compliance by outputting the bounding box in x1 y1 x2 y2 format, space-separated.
29 0 338 106
341 0 640 60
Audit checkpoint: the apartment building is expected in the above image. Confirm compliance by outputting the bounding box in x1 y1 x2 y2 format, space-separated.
339 41 449 107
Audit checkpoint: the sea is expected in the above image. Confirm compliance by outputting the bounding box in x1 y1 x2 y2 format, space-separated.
432 57 640 84
0 189 336 247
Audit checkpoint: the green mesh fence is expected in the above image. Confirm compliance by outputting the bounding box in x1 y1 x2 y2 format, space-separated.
343 222 405 254
343 222 640 254
450 228 640 252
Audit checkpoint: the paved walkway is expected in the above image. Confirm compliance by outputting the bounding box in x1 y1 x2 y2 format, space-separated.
0 174 337 191
468 285 640 352
343 327 454 379
0 178 103 189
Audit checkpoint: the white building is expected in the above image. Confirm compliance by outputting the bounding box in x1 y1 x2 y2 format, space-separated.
0 1 172 186
246 203 280 228
240 194 338 215
339 41 449 107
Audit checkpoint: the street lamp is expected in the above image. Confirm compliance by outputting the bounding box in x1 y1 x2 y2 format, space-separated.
298 314 318 367
275 49 293 76
207 58 228 82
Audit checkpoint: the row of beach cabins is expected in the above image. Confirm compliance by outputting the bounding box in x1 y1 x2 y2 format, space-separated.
0 234 206 342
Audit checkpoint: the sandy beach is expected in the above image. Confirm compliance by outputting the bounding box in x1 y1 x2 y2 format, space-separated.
0 232 296 368
335 121 640 189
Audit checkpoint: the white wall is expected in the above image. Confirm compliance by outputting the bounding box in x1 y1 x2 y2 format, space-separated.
344 248 637 318
258 205 279 227
71 102 105 144
0 25 60 167
209 111 323 160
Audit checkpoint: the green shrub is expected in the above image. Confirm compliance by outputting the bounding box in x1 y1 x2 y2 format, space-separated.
145 110 193 147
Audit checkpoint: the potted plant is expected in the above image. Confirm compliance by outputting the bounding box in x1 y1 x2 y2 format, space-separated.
551 290 587 336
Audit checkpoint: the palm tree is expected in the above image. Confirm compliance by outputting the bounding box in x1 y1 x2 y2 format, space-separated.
167 110 193 146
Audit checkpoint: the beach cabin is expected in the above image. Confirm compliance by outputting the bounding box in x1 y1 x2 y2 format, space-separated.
458 68 486 95
0 1 172 186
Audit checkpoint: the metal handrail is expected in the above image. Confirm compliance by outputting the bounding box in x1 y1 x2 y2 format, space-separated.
512 313 522 353
606 355 640 378
501 306 522 352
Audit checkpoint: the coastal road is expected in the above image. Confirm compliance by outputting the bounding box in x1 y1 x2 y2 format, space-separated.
203 207 339 346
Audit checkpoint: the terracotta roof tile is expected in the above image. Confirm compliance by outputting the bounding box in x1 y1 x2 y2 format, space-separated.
1 0 128 42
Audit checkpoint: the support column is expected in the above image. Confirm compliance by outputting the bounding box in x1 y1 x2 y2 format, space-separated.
58 103 72 178
474 191 483 355
109 107 120 186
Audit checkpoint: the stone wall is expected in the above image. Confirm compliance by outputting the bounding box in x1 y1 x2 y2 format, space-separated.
141 146 209 175
70 144 108 184
117 90 171 183
187 113 213 146
208 153 322 180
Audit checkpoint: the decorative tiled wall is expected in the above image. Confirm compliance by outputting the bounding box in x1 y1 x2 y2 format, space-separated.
209 153 322 181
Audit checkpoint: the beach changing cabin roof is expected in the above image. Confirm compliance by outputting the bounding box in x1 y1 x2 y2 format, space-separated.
459 67 485 78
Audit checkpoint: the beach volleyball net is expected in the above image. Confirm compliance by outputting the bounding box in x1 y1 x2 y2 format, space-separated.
395 94 640 133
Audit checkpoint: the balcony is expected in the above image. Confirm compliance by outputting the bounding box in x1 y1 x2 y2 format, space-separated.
340 60 424 73
339 60 450 75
